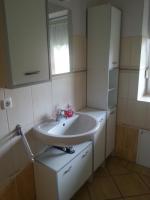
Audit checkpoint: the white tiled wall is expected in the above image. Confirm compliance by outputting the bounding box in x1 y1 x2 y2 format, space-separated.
31 82 53 124
117 70 149 128
52 72 86 111
5 87 34 132
117 35 148 129
120 37 142 69
117 36 150 130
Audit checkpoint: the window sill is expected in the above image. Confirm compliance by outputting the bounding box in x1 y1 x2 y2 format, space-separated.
138 95 150 102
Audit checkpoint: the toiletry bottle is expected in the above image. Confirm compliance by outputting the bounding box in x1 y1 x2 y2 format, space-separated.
66 104 74 117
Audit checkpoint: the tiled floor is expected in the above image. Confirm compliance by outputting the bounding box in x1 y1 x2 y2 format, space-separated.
72 156 150 200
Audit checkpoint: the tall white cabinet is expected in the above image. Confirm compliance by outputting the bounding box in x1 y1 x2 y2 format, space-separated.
87 4 121 157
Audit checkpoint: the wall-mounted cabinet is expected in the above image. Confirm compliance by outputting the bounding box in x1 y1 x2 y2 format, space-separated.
87 4 121 157
0 0 50 88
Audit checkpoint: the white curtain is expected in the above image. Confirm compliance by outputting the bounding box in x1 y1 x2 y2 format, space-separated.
49 17 70 74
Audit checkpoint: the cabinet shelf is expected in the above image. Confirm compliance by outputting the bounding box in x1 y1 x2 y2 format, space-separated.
109 68 119 90
108 89 117 109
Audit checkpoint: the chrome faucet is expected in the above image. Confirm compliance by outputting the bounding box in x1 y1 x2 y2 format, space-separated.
56 109 67 122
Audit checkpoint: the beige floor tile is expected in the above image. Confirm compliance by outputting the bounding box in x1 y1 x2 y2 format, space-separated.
72 185 90 200
140 175 150 189
0 180 19 200
127 163 150 177
94 167 110 177
125 194 150 200
114 174 150 197
88 176 121 200
106 157 130 175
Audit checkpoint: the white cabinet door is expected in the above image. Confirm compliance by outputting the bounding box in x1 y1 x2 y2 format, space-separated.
58 145 92 200
94 117 106 171
4 0 49 86
109 7 121 70
106 110 116 157
87 5 121 110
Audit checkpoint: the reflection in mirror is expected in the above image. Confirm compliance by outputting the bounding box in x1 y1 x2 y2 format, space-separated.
48 3 71 75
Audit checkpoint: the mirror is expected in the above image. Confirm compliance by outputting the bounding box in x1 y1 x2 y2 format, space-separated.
48 2 72 75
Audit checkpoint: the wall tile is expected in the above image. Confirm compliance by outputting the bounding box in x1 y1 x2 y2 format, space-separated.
0 164 35 200
0 89 9 139
116 124 139 162
16 163 35 200
74 72 86 110
126 100 147 128
118 71 129 99
145 103 150 130
72 35 86 71
52 74 74 110
52 72 86 111
0 140 15 186
134 101 147 128
11 138 30 172
120 37 131 67
128 71 139 100
120 37 141 69
117 98 128 124
31 82 52 124
5 87 33 132
130 37 142 67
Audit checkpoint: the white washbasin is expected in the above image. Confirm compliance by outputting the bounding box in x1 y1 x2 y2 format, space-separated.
33 113 99 145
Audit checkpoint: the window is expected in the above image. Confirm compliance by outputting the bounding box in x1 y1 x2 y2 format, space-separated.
137 38 150 102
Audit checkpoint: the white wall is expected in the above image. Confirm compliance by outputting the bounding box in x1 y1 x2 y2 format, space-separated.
88 0 145 37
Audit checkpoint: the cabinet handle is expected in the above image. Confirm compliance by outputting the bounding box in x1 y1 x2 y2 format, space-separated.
110 110 115 115
112 61 118 65
24 71 40 76
81 151 89 159
63 166 72 175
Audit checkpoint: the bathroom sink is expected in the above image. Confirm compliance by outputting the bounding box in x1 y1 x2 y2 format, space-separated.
33 113 99 145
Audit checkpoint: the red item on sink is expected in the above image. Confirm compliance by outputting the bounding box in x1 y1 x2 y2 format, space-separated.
64 110 74 118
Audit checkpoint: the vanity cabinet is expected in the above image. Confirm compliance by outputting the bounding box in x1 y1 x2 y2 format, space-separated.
0 0 50 88
79 108 106 171
106 109 116 157
94 113 106 170
34 142 92 200
87 4 121 157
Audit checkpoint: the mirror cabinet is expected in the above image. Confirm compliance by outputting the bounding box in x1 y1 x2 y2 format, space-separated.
0 0 72 88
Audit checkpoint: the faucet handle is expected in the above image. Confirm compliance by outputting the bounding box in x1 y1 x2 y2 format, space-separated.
55 109 67 121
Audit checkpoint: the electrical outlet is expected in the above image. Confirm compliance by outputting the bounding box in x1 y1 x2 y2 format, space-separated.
1 97 13 110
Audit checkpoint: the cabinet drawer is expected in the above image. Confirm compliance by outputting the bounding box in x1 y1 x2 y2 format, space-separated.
58 144 92 200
